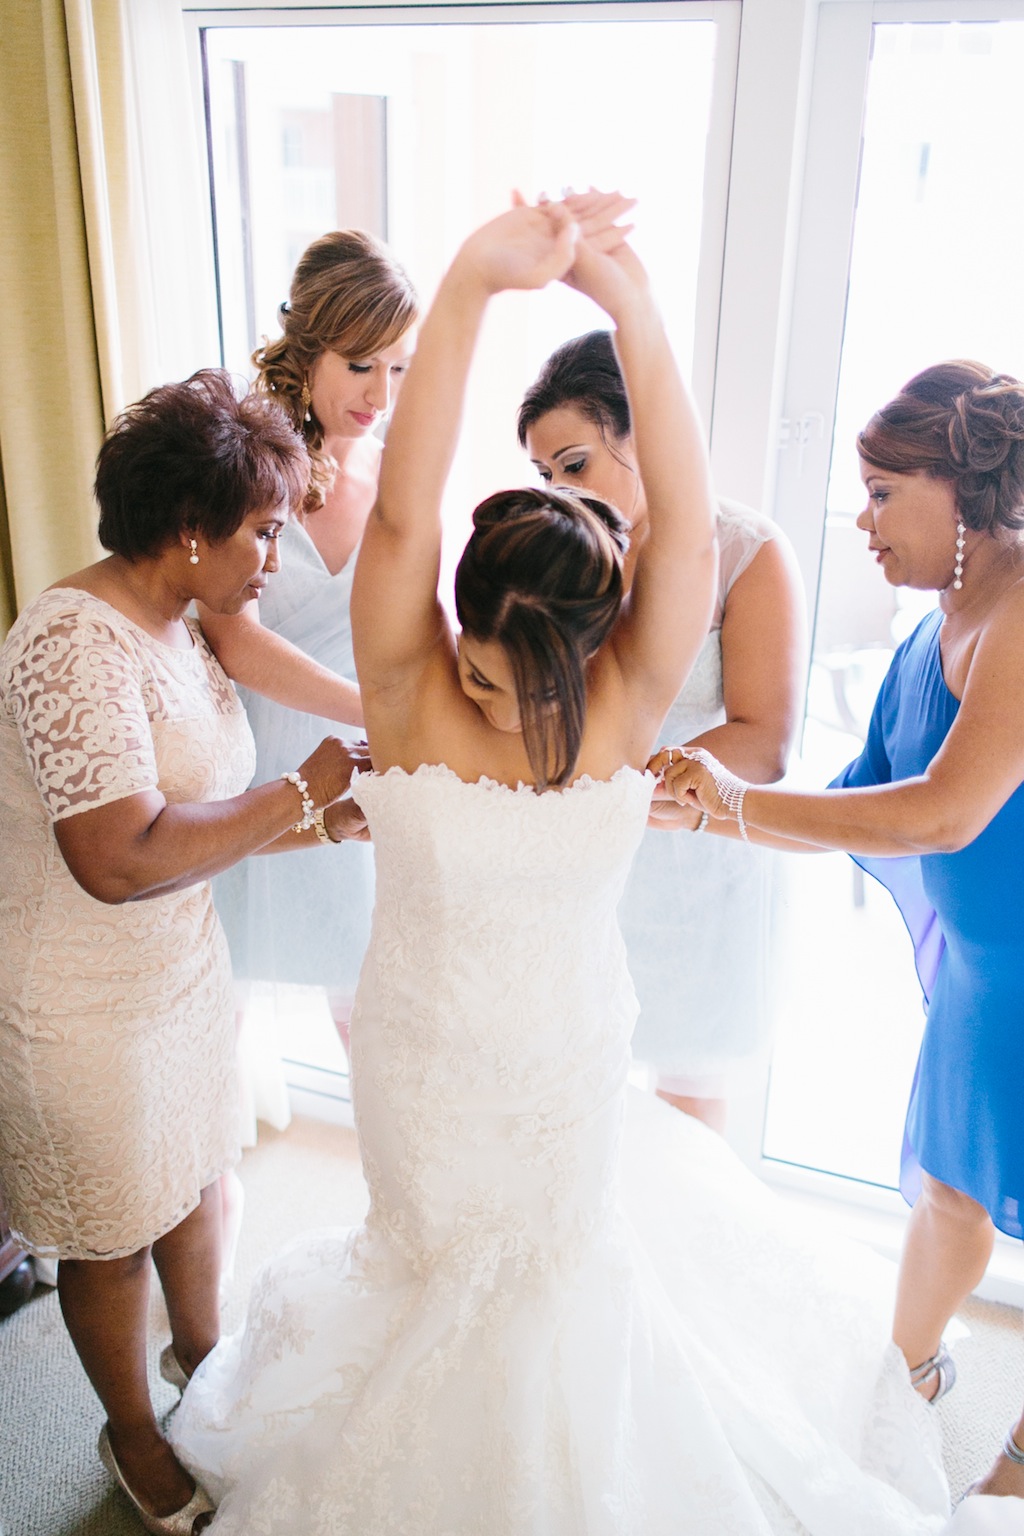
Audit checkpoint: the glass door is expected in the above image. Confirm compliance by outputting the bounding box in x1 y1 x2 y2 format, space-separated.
198 7 736 458
765 9 1024 1198
190 2 739 1094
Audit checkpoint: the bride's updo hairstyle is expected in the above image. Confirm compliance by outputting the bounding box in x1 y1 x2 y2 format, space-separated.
253 229 418 515
858 361 1024 534
455 487 630 791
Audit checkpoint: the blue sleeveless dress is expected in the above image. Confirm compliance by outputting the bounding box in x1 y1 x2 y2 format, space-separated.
833 609 1024 1239
212 518 373 993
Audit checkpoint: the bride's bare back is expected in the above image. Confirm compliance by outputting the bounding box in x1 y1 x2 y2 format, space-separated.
352 193 718 790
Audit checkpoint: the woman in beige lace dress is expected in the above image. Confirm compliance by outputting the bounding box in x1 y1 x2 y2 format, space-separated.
0 371 365 1534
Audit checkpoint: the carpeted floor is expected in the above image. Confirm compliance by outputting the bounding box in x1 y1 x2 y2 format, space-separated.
1 1115 1021 1535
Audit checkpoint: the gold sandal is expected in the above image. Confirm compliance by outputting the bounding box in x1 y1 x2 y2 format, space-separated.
97 1423 214 1535
158 1344 191 1394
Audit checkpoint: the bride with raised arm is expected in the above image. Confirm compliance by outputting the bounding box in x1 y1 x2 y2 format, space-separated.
171 198 956 1535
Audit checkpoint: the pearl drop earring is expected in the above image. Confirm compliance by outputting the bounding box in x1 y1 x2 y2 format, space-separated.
189 538 200 566
301 381 312 424
953 521 965 590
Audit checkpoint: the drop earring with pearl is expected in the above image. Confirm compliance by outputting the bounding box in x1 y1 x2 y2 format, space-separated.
953 521 965 590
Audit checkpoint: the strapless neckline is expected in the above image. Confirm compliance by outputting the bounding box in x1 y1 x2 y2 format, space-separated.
355 761 652 798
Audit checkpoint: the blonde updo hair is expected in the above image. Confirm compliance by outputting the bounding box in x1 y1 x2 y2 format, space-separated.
252 230 418 514
858 360 1024 535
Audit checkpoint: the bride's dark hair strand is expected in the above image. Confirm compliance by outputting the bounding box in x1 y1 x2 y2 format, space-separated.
454 488 628 791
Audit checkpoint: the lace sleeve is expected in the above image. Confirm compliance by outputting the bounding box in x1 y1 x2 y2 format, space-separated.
3 599 160 821
716 499 775 596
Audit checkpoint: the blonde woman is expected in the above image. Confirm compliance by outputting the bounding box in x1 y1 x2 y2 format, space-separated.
203 232 418 1058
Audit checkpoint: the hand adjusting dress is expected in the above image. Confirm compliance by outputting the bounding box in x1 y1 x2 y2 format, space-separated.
173 765 952 1536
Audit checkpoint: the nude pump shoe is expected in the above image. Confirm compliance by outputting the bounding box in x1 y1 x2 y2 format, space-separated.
97 1423 215 1534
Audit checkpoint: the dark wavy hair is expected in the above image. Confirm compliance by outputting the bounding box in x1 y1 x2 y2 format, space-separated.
454 487 629 791
95 369 310 561
858 360 1024 534
253 230 418 515
517 329 632 447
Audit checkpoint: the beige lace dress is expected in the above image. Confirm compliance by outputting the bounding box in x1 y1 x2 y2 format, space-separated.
0 588 256 1260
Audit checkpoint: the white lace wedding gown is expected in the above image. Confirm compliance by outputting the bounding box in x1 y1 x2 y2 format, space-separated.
173 765 962 1535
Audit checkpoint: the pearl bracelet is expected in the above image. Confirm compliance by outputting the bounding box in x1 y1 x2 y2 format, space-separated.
281 770 315 832
693 811 710 834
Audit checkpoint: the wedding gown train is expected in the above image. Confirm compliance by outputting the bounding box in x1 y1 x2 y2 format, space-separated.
170 765 1003 1534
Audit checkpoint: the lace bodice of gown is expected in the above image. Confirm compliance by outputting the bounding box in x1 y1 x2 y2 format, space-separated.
348 764 653 1277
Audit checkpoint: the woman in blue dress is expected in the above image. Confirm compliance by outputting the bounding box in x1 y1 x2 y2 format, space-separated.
658 360 1024 1506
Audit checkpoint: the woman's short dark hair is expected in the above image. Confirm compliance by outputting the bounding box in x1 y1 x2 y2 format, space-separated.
454 486 629 791
253 229 418 515
517 330 631 448
858 360 1024 534
95 369 310 561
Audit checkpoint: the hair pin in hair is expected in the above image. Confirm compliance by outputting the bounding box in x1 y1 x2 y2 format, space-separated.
279 301 291 317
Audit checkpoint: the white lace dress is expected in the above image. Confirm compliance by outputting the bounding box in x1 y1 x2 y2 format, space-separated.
0 588 253 1259
173 765 955 1536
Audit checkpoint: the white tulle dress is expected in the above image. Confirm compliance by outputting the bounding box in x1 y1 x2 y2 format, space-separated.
173 764 967 1535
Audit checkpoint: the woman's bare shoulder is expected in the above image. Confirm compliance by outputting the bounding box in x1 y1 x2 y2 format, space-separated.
980 566 1024 643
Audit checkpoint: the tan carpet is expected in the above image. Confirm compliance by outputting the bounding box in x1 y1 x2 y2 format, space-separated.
0 1116 1020 1534
0 1120 368 1536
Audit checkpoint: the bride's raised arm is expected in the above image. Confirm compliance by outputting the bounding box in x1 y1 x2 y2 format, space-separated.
563 195 719 726
351 201 581 709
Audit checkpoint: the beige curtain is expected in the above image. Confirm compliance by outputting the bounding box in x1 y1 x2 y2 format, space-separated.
0 0 217 636
0 0 107 631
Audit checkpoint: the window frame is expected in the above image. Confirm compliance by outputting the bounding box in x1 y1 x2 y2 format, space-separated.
182 0 742 427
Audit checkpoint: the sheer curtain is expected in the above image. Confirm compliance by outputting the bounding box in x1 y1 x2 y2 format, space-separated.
0 0 216 634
